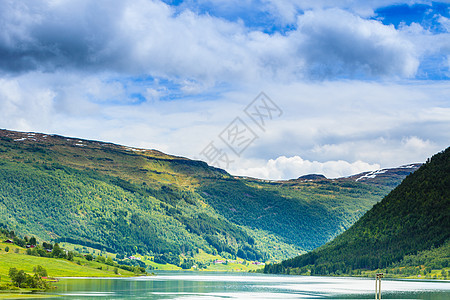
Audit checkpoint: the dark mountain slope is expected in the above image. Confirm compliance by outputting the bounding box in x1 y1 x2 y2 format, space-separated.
264 147 449 274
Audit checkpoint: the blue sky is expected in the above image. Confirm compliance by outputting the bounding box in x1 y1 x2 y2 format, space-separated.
0 0 449 179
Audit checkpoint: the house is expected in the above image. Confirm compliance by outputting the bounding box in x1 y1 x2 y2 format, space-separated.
4 239 13 243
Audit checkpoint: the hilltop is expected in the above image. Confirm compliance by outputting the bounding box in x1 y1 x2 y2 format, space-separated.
264 147 449 277
0 129 420 265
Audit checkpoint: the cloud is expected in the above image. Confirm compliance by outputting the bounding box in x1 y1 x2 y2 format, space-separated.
0 71 448 180
0 0 270 84
294 8 419 78
0 77 56 131
0 0 425 83
439 16 450 32
176 1 435 26
215 1 434 23
231 134 439 180
232 155 380 179
395 21 450 78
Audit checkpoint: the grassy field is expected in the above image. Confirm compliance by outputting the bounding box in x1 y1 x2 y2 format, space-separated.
190 249 262 272
136 249 263 272
39 242 262 272
0 294 57 299
58 242 118 260
0 241 135 289
0 240 141 298
204 261 261 272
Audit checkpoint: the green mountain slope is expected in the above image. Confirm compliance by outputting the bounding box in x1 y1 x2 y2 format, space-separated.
0 129 416 262
264 147 450 274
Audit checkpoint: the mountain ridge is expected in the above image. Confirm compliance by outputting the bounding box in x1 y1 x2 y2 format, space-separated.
0 128 420 183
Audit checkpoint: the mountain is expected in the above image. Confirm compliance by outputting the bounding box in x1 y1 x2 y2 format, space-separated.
264 147 449 274
0 129 419 263
340 163 423 187
297 174 327 180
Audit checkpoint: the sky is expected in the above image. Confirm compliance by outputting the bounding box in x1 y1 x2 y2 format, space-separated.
0 0 449 180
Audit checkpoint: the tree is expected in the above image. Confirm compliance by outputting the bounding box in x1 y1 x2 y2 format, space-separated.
8 267 17 279
106 257 114 266
52 243 65 258
13 237 25 247
4 246 9 252
9 266 50 289
85 254 93 261
33 265 47 277
181 259 194 269
67 251 74 261
95 255 106 264
42 242 53 250
9 268 26 287
29 236 37 246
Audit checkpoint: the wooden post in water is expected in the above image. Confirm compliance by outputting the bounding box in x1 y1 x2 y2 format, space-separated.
375 273 383 300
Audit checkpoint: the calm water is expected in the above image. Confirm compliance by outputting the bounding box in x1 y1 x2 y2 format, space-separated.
41 272 450 299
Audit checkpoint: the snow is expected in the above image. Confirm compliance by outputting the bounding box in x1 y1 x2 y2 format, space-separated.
14 138 27 141
355 169 387 182
124 147 145 152
400 164 418 168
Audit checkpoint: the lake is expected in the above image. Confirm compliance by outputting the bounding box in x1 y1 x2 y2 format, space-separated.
46 272 450 299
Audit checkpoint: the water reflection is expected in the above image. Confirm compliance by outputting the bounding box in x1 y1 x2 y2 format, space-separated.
46 272 450 299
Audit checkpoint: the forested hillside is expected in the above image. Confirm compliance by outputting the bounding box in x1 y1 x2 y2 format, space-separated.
0 129 416 263
264 147 450 274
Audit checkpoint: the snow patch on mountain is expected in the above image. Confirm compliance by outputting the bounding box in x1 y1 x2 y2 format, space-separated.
355 169 387 181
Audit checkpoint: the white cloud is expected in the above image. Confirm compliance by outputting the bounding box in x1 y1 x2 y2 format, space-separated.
0 1 424 82
398 21 450 57
232 155 380 179
0 72 448 180
401 136 432 150
294 8 419 78
0 77 56 131
262 0 432 22
438 16 450 33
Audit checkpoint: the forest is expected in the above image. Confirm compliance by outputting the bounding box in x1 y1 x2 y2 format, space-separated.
264 147 450 275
